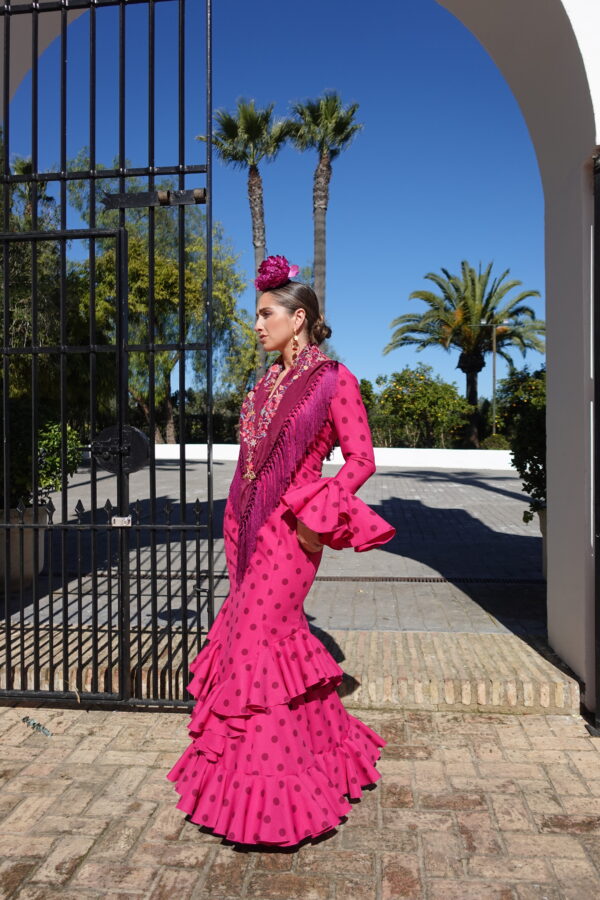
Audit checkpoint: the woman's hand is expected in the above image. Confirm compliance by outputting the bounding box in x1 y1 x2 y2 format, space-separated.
296 518 324 554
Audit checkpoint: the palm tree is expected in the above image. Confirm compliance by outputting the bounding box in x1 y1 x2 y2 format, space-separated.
197 99 292 378
288 92 362 316
383 260 545 446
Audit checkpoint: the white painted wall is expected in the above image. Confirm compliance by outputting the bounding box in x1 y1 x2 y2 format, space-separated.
438 0 599 708
153 444 515 470
0 2 86 114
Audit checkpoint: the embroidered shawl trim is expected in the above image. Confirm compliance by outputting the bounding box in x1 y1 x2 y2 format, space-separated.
229 359 339 587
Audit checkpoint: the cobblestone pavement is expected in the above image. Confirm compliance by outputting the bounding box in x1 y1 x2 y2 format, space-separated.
1 704 600 898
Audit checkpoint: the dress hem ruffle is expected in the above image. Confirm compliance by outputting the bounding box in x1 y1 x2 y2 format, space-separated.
166 718 385 847
166 624 387 847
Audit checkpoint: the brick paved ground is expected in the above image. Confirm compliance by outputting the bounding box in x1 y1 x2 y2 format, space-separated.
1 464 576 895
1 704 600 898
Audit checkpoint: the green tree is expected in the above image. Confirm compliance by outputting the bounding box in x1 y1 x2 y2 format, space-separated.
11 155 57 222
1 154 62 363
498 365 546 520
0 153 97 424
495 364 546 441
370 363 472 448
288 92 362 316
358 378 377 417
219 306 260 412
0 151 94 506
67 153 246 442
82 228 244 443
383 260 545 447
197 100 292 379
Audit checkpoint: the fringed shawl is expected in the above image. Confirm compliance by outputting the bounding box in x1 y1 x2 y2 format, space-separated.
229 356 339 587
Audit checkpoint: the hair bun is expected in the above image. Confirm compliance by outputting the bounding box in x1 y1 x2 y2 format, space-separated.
311 316 332 344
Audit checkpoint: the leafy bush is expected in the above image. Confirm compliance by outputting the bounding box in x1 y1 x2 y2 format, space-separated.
480 433 510 449
37 424 82 499
0 404 82 508
505 366 546 523
365 363 472 448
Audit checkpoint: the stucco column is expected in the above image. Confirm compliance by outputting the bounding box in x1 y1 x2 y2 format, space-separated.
438 0 599 708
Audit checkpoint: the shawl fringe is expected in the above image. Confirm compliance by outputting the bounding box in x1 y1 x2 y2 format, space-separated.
230 361 339 587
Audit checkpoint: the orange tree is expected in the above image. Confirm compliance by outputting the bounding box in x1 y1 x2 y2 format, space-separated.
363 363 472 448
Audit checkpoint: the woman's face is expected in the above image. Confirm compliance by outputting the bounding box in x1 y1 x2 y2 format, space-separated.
254 293 306 354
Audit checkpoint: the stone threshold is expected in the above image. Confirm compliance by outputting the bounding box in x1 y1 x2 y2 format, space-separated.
321 630 581 716
0 625 581 716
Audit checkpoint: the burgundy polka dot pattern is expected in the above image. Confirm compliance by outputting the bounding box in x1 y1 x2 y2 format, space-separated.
165 362 392 847
281 471 395 552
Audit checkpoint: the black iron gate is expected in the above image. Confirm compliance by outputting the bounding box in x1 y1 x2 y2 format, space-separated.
0 0 215 709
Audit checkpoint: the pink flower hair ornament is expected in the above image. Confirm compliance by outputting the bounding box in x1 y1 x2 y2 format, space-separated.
254 255 300 292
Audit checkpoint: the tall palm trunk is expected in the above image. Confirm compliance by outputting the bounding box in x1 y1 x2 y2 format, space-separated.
465 370 479 407
248 164 267 380
129 387 164 444
313 150 332 316
459 350 484 448
165 394 177 444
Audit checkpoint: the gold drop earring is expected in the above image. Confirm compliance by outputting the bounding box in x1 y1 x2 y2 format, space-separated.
291 330 299 365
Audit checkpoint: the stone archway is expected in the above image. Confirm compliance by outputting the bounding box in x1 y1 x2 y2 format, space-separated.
439 0 599 710
1 0 599 709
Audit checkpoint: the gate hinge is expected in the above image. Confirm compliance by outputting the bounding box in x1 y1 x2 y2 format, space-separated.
111 516 132 527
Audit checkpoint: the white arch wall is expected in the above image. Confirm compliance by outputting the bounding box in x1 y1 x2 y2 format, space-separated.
1 0 599 706
438 0 599 708
0 1 86 113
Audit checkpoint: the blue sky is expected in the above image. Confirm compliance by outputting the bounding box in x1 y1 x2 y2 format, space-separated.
9 0 545 400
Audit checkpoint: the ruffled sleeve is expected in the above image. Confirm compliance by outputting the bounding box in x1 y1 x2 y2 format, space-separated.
281 476 395 551
281 364 396 552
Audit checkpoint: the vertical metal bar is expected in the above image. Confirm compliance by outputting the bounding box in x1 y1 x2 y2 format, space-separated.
2 1 12 687
47 508 55 691
194 498 202 654
594 153 600 730
17 507 25 688
164 501 173 698
177 0 188 698
30 0 40 693
59 0 69 699
133 500 142 698
117 226 131 700
117 0 131 701
147 0 159 699
88 0 99 695
76 502 84 694
105 511 114 692
205 0 214 629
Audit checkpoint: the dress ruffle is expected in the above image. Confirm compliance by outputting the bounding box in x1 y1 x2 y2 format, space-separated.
166 715 384 846
281 476 396 551
218 627 343 714
187 626 344 717
166 628 386 846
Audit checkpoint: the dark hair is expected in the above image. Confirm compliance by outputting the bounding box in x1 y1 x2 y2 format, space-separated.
265 280 332 345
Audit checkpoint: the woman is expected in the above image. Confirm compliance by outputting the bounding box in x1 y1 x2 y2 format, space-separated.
167 255 396 847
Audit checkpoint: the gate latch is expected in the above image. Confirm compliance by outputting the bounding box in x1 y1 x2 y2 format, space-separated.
111 516 132 527
90 425 150 475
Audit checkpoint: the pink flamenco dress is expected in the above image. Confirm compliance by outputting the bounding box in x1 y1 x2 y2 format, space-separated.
166 345 396 847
